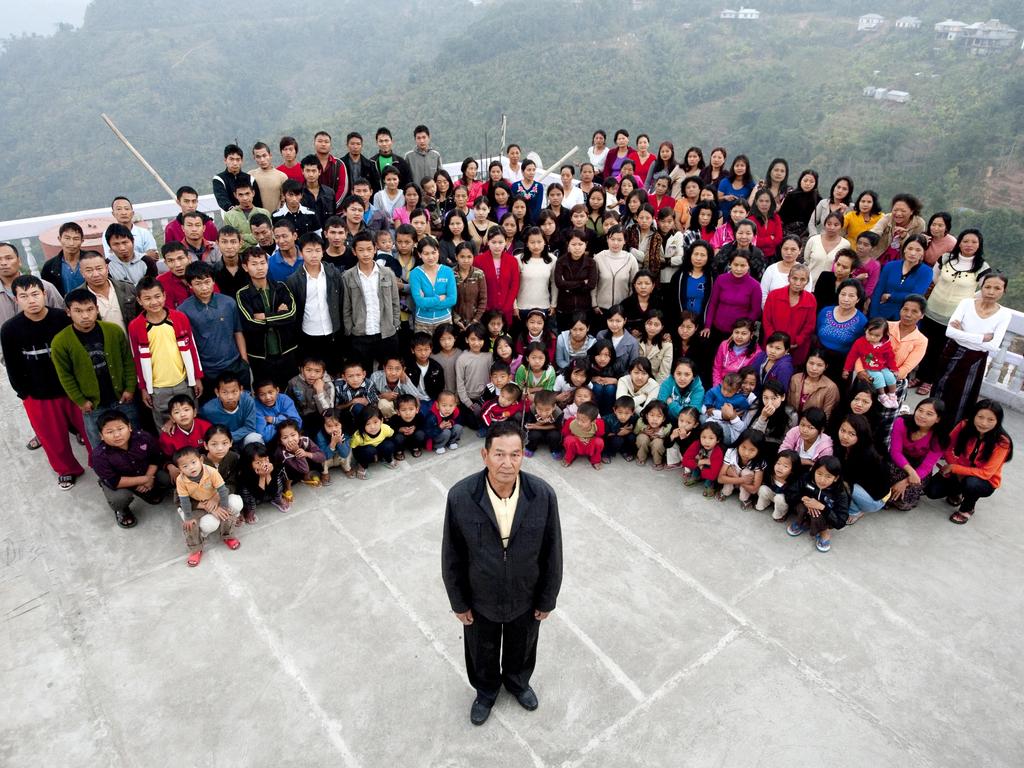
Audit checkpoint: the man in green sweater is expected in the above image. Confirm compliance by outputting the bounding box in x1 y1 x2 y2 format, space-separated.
51 288 138 454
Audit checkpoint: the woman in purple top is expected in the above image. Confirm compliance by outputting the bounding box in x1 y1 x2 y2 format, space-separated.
701 251 761 348
815 278 868 383
887 397 947 510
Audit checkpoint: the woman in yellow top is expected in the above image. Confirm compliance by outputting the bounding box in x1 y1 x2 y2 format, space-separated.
842 190 883 243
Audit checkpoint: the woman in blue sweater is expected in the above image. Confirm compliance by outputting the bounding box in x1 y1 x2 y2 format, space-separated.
408 236 457 334
816 278 868 384
870 234 933 320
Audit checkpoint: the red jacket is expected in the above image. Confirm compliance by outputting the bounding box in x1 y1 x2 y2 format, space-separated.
157 271 218 310
474 250 521 326
682 442 724 481
844 337 896 374
603 148 641 179
127 309 204 394
752 214 784 260
762 287 817 365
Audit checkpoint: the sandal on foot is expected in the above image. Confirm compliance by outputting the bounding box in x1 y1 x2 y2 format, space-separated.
946 494 963 507
600 456 612 464
115 510 137 529
394 451 406 461
75 433 86 446
187 551 203 567
623 454 635 462
949 509 974 525
411 448 422 458
846 511 865 525
26 436 41 451
915 383 932 396
787 521 809 537
702 486 716 498
320 473 332 486
815 534 832 553
243 511 258 524
57 474 76 490
223 537 241 550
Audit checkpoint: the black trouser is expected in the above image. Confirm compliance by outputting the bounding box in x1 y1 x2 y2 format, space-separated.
250 351 296 390
463 608 540 704
603 431 638 458
392 428 426 452
924 473 995 513
349 333 400 373
298 331 344 378
525 428 562 454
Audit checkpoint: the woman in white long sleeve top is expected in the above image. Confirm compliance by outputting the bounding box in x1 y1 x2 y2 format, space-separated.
933 273 1012 430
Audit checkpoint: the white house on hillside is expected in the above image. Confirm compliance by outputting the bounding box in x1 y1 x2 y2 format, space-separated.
895 16 921 30
737 7 760 20
720 8 737 19
858 14 885 32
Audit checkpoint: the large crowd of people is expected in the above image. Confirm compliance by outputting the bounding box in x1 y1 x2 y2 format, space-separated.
0 124 1015 564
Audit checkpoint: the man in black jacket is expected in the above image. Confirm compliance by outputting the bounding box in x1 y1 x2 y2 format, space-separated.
441 421 563 725
236 249 298 388
213 143 263 211
341 132 381 194
285 233 344 376
371 127 412 189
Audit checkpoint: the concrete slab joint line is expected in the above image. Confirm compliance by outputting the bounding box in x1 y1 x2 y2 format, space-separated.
539 463 939 766
212 557 362 768
319 504 548 768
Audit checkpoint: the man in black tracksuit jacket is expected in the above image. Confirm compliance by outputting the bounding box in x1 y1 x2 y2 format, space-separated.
442 421 563 725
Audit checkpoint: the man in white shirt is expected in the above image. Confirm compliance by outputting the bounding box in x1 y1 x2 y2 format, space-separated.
341 231 400 372
285 233 344 375
102 196 159 264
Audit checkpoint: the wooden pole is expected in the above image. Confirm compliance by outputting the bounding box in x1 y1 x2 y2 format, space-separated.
100 114 176 199
535 146 579 184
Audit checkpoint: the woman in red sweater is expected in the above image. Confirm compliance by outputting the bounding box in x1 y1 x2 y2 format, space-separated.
750 189 784 261
473 225 520 328
925 399 1013 524
762 264 817 367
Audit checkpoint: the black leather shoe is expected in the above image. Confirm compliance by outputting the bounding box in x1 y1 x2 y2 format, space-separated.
514 687 538 711
470 696 494 725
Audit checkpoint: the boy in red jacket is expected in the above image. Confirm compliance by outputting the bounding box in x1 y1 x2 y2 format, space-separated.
561 402 605 469
128 276 204 426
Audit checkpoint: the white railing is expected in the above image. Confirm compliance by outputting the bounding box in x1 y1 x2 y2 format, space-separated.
0 194 223 276
980 311 1024 411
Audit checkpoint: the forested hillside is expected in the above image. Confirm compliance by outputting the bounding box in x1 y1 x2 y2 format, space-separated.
2 0 1023 304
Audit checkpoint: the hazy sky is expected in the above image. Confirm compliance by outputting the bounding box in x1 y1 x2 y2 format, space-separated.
0 0 90 37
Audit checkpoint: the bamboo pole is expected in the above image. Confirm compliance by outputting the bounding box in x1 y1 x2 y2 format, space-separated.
535 146 579 184
100 114 176 199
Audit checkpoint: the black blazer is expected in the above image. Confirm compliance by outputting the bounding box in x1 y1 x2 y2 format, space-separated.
442 469 563 623
285 263 344 335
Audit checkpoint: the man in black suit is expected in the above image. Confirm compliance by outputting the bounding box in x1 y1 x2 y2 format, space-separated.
441 421 563 725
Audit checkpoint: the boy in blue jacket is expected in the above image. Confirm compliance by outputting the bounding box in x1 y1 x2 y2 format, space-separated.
253 378 303 443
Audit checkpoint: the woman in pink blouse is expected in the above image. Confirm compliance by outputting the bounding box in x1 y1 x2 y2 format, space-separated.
887 398 946 510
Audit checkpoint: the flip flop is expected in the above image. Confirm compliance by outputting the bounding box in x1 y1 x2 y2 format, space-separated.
57 474 76 490
115 510 137 529
26 436 41 450
949 509 974 525
915 383 932 395
187 551 203 567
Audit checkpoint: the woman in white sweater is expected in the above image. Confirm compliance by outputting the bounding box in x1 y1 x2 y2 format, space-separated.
803 212 849 287
934 273 1012 431
591 225 640 315
515 227 558 321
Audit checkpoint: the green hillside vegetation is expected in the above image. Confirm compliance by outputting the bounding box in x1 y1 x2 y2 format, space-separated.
1 0 1022 307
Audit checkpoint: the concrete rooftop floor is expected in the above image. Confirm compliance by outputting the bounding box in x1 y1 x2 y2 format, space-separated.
2 388 1023 768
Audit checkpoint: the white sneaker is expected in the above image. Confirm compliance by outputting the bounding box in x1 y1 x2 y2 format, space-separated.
449 442 459 450
435 447 446 455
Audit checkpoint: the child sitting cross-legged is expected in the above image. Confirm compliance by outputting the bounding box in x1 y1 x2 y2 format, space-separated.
523 389 563 459
716 428 767 507
388 393 427 460
350 406 398 479
286 356 335 439
635 400 672 469
561 402 605 470
275 418 326 487
756 449 800 521
482 382 525 428
172 446 242 568
254 378 303 444
159 394 212 483
237 442 290 523
683 422 726 496
425 390 463 454
602 395 639 463
315 408 353 483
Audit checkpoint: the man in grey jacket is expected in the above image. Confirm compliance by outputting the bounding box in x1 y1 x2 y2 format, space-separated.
404 124 443 185
441 421 563 725
340 230 400 372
